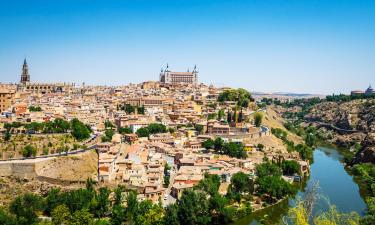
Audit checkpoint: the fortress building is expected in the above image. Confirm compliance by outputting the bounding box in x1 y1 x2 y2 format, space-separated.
18 59 74 94
159 64 198 85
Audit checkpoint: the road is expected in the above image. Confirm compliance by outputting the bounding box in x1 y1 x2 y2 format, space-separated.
0 133 100 162
162 164 177 207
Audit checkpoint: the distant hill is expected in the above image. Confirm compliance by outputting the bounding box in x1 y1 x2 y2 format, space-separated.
252 91 324 100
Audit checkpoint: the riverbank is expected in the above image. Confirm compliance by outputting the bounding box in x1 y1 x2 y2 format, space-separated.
232 147 367 225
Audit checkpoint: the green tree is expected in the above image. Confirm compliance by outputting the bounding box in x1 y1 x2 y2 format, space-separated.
218 109 225 120
94 219 111 225
113 186 124 206
230 172 254 194
0 207 17 225
295 144 314 162
51 204 71 225
134 200 164 225
202 139 214 150
209 194 235 225
111 186 126 225
126 191 138 222
214 138 224 152
281 160 300 176
256 176 293 203
94 187 110 218
70 118 91 141
195 173 221 196
45 189 63 215
22 145 37 157
29 106 42 112
177 190 211 225
218 88 252 107
195 124 204 134
222 142 247 159
147 123 167 134
136 127 150 137
164 204 180 225
208 113 217 120
85 178 95 193
256 161 282 178
253 112 263 127
118 126 132 134
104 121 115 129
110 204 126 225
305 133 316 147
10 193 45 225
4 130 11 141
70 209 94 225
102 129 115 142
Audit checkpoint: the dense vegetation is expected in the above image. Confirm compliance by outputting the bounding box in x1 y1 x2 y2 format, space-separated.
101 129 115 142
218 88 253 107
226 108 245 124
136 123 167 138
255 161 295 204
3 118 92 141
202 137 247 159
119 104 145 115
288 198 361 225
0 158 300 225
352 163 375 224
271 128 314 162
28 106 42 112
260 95 375 224
117 126 132 135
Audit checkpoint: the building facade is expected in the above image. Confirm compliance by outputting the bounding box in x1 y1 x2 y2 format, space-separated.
0 88 15 113
17 59 75 94
351 85 375 96
159 64 198 85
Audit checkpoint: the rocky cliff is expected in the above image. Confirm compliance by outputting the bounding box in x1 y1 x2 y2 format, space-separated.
305 99 375 163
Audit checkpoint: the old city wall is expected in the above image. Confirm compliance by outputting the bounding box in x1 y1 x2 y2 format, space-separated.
0 158 53 179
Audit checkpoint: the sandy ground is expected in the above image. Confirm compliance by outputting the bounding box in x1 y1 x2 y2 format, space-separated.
37 150 98 181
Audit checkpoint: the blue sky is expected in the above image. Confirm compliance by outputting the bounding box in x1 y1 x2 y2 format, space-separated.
0 0 374 94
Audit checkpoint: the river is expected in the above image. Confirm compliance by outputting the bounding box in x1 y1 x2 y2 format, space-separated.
233 147 367 225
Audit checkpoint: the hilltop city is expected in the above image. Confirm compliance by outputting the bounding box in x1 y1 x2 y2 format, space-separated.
0 59 374 225
0 59 310 205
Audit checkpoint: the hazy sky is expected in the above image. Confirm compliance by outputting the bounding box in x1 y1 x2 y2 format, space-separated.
0 0 374 94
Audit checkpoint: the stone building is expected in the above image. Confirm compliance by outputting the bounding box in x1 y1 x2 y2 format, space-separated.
351 85 375 96
159 64 198 85
0 88 15 113
18 59 75 94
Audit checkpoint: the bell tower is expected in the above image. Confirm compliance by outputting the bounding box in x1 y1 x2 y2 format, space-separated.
20 58 30 85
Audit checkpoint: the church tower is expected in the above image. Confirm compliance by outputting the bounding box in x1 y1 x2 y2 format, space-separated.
20 58 30 85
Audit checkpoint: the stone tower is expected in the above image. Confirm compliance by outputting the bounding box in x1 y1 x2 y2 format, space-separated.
20 58 30 85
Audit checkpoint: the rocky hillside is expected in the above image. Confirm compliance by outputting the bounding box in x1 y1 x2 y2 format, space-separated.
305 99 375 163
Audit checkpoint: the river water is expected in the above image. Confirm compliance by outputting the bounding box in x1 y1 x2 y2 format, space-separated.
233 147 367 225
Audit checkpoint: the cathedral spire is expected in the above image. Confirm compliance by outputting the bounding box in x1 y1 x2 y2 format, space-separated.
20 58 30 85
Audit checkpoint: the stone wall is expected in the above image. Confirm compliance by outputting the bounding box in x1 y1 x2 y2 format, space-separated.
0 158 52 179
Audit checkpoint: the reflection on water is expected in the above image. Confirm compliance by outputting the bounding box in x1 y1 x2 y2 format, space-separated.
232 147 366 225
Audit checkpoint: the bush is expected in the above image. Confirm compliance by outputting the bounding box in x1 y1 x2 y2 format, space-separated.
22 145 37 157
253 112 263 127
281 160 300 176
136 123 167 137
118 126 132 134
